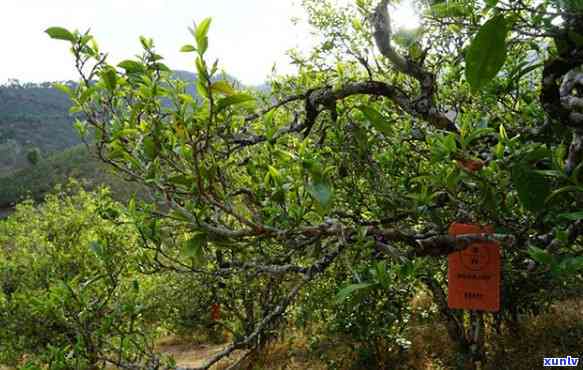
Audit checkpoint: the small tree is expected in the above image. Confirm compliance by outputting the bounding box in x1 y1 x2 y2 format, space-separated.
0 184 169 369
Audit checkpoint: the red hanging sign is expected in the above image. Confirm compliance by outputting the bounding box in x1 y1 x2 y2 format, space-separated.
448 223 500 312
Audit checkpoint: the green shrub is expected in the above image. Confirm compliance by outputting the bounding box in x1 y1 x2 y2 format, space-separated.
0 182 170 369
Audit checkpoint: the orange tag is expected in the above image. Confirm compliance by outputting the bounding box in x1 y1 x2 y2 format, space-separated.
457 159 484 173
448 223 500 312
211 303 221 321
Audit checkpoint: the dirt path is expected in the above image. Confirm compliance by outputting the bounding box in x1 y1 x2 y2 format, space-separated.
0 342 237 370
158 342 229 368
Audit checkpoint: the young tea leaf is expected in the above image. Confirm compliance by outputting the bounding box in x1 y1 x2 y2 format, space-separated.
211 80 236 96
195 18 212 43
180 44 197 53
100 68 118 91
335 283 374 303
143 136 158 160
182 232 208 266
358 106 391 136
45 27 76 42
216 93 255 113
118 60 145 74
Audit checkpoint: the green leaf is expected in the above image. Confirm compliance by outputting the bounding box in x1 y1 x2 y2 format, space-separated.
495 141 505 159
398 260 421 279
511 164 551 212
168 175 195 188
195 18 212 55
180 44 197 53
427 2 472 18
74 119 87 137
267 165 282 183
509 62 544 85
100 68 117 91
143 136 158 160
114 129 139 139
179 94 195 104
197 37 209 56
532 170 563 178
53 83 72 96
431 133 458 161
154 62 171 72
335 283 374 302
528 246 554 265
465 15 509 92
196 79 209 99
216 93 255 113
545 185 583 204
307 181 333 208
195 18 212 43
211 80 236 96
352 17 362 32
139 36 153 49
118 60 145 74
195 57 208 81
554 144 567 171
45 27 76 42
358 106 391 136
443 134 457 152
558 211 583 221
462 127 495 148
499 124 508 141
393 29 421 48
182 232 208 264
375 262 389 288
521 146 551 162
558 256 583 275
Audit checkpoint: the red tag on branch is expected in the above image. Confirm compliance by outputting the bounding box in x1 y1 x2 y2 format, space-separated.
447 223 500 312
457 159 484 173
211 303 221 321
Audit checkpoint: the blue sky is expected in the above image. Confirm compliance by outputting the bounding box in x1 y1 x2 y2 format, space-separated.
0 0 419 85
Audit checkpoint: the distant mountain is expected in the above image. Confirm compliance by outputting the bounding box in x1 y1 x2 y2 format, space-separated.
0 144 148 210
0 72 268 175
0 83 77 174
0 72 269 211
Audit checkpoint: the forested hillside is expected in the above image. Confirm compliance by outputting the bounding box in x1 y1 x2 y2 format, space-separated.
0 71 258 209
0 82 76 173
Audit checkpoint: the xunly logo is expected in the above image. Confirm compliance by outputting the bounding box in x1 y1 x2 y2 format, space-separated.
543 356 580 367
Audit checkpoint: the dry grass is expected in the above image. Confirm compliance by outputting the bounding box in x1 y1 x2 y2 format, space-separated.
157 331 329 370
397 294 583 370
2 297 580 369
486 298 583 370
250 339 329 370
156 334 244 370
159 295 582 370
